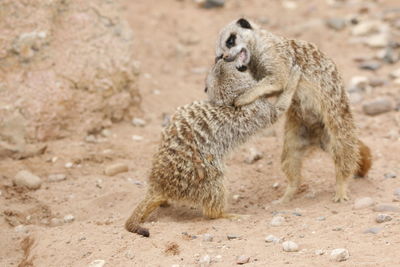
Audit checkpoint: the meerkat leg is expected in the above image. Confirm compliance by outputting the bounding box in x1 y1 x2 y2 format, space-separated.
276 116 309 203
125 192 167 237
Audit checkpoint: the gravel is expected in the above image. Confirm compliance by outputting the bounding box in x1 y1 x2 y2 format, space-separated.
330 248 349 262
13 170 42 190
282 241 299 252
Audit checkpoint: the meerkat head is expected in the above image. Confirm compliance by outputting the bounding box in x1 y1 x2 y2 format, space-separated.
215 18 258 69
205 50 256 106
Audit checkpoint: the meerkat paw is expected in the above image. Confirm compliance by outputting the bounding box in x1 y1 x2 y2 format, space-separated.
221 213 250 220
234 95 254 107
332 192 349 203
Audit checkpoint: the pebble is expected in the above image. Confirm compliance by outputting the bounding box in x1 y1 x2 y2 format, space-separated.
48 174 67 182
373 204 400 213
282 241 299 252
245 147 263 164
363 227 382 234
100 129 111 137
236 255 250 265
15 225 28 233
85 135 97 143
270 215 285 226
359 60 381 71
394 188 400 197
88 260 105 267
384 173 397 179
50 218 63 226
104 163 129 176
265 234 280 243
202 233 213 242
198 0 224 9
364 33 389 48
325 18 346 31
348 76 369 93
351 21 381 36
378 47 399 64
316 216 326 221
272 182 280 189
132 135 144 141
315 249 325 255
132 118 146 127
63 214 75 223
362 98 393 116
353 197 374 210
282 0 297 10
65 162 73 168
389 68 400 79
232 194 241 201
227 234 239 240
330 248 349 262
199 254 211 266
13 170 42 190
375 214 392 223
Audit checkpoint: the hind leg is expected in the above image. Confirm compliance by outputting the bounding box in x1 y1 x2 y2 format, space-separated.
277 117 309 203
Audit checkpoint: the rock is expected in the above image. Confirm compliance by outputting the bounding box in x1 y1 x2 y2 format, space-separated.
13 170 42 190
378 47 399 64
349 92 364 104
270 215 285 226
351 21 381 36
362 98 393 116
316 216 326 221
48 174 67 182
348 76 369 93
282 1 297 10
315 249 325 255
272 182 280 189
85 135 97 143
369 78 386 87
394 188 400 197
330 248 349 262
245 147 263 164
353 197 374 210
359 60 381 71
104 163 129 176
389 68 400 79
363 227 382 234
202 233 213 242
326 18 346 31
384 173 397 179
232 194 241 201
50 218 63 227
265 235 280 243
132 135 144 141
12 31 48 60
198 0 225 9
15 225 28 233
227 234 239 240
282 241 299 252
88 260 106 267
199 255 211 266
375 214 392 223
132 118 146 127
63 214 75 223
162 113 171 127
65 162 73 168
364 33 390 48
373 204 400 213
236 255 250 265
100 129 111 137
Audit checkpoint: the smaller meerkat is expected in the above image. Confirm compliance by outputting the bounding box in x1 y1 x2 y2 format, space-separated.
215 18 372 203
125 56 301 237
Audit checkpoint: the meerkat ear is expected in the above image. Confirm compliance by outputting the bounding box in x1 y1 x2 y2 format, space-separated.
237 18 252 30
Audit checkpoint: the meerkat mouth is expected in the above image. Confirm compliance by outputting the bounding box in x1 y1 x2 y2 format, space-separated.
238 48 248 63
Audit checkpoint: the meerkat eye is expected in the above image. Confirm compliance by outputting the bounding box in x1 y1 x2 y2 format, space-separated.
237 66 247 72
226 34 236 48
204 87 208 93
215 55 223 63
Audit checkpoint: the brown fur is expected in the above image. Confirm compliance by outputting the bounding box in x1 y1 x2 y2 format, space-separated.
125 60 301 237
216 19 372 203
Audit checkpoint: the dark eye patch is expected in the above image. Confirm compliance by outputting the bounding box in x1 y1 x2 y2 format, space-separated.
237 65 247 72
226 34 236 49
215 55 223 63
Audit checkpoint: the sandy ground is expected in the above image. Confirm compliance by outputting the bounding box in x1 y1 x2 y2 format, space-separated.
1 0 400 266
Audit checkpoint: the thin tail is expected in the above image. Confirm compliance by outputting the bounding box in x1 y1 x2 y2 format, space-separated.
355 139 372 177
125 193 165 237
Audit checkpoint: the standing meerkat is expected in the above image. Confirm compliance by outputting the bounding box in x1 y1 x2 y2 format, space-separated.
125 56 301 237
215 18 372 203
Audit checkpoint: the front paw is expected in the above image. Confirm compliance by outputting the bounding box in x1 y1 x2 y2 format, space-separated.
234 97 251 107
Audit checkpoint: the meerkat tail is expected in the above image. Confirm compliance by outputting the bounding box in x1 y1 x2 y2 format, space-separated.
125 192 166 237
355 139 372 177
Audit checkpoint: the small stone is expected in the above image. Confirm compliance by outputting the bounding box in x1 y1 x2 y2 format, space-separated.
50 218 63 226
132 135 144 141
265 235 280 243
198 0 224 9
245 147 263 164
394 188 400 197
353 197 374 210
202 233 213 242
85 135 97 143
162 113 171 127
369 78 386 87
373 204 400 213
48 174 67 182
363 227 382 234
349 92 364 104
272 182 279 189
384 173 397 179
365 33 389 48
236 255 250 265
375 214 392 223
65 162 73 168
100 129 111 137
330 248 349 262
63 214 75 223
362 98 393 116
315 249 325 255
232 194 240 201
270 215 285 226
378 47 399 64
282 241 299 252
227 234 239 240
348 76 369 93
282 0 297 10
359 60 381 71
390 68 400 79
14 225 28 233
316 216 326 221
13 170 42 190
88 260 105 267
199 254 211 266
104 163 129 176
351 21 381 36
326 18 346 31
132 118 146 127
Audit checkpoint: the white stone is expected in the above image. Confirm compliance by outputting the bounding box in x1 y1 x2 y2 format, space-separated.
265 234 280 243
132 118 146 127
132 135 144 141
353 197 374 209
202 233 213 242
104 163 129 176
348 76 369 93
13 170 42 190
88 260 105 267
330 248 349 262
236 255 250 264
270 215 285 226
315 249 325 255
199 254 211 266
15 225 28 233
63 214 75 223
48 174 67 182
364 33 389 48
282 241 299 252
390 68 400 79
65 162 73 168
362 98 393 116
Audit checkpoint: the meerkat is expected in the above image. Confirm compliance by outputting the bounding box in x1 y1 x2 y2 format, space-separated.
215 18 372 203
125 56 301 237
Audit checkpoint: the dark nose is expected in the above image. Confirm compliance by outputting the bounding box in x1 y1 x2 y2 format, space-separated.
223 53 235 62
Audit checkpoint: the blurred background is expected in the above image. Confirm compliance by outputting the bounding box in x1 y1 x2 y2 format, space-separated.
1 0 399 266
